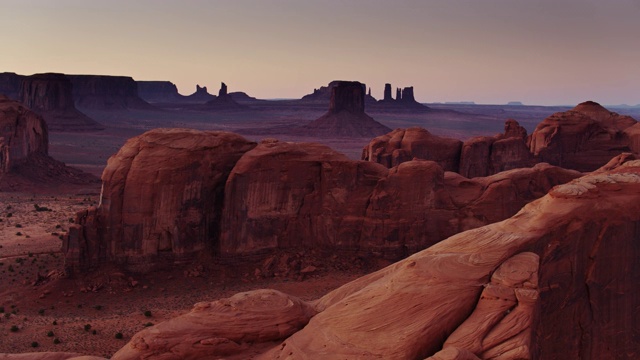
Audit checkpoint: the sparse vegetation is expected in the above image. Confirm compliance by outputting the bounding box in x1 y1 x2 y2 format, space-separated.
84 324 91 331
31 341 38 348
47 330 54 337
115 332 123 339
143 322 154 327
10 325 19 332
53 338 61 344
144 310 152 317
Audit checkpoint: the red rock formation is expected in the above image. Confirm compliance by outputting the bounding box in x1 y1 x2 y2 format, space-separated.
374 83 430 111
204 82 244 110
108 160 640 359
19 73 103 131
219 139 388 257
136 80 181 103
363 127 462 171
68 75 154 110
111 289 315 360
0 96 98 190
64 129 256 272
0 95 48 174
529 101 637 171
383 83 392 101
0 72 24 100
301 81 391 137
300 80 377 105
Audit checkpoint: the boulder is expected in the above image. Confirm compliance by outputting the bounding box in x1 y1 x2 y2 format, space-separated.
19 73 103 131
64 129 256 272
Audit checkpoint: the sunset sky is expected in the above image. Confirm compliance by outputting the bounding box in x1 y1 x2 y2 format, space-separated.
1 0 639 105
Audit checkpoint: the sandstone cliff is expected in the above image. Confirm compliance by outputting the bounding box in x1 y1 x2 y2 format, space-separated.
19 73 103 131
0 96 99 190
66 131 579 272
65 129 257 272
367 102 639 176
0 95 48 174
301 81 391 137
108 159 640 359
136 80 182 103
529 100 637 171
68 75 154 110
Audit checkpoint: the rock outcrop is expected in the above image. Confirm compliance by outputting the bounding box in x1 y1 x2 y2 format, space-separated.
0 72 24 100
0 95 48 174
111 289 316 360
204 82 244 109
362 127 462 171
0 96 99 190
110 160 640 359
185 84 215 103
300 81 391 137
68 75 154 110
66 131 579 272
374 83 429 111
368 102 640 177
64 129 257 272
529 101 638 171
136 80 181 103
19 73 103 131
300 80 377 105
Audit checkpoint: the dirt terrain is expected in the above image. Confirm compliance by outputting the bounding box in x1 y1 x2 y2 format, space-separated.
0 191 375 356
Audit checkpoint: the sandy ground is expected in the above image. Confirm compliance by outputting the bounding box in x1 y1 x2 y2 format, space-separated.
0 192 372 357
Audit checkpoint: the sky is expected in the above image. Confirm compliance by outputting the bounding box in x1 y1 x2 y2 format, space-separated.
1 0 639 105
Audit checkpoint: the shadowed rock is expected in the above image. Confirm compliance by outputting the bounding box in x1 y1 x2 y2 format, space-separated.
19 73 103 131
301 81 391 137
68 75 154 110
0 72 24 100
204 82 244 109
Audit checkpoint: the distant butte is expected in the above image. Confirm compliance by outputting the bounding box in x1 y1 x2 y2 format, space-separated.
19 73 104 132
204 82 245 110
298 81 392 137
68 75 155 110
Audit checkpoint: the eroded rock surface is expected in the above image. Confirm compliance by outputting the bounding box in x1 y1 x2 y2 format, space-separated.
529 101 637 171
111 289 315 360
65 129 256 272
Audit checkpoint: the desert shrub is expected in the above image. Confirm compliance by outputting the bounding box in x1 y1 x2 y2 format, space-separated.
143 310 152 317
15 232 22 236
115 332 123 339
0 307 4 313
34 204 51 212
38 309 45 315
93 305 103 310
47 331 54 337
84 324 91 331
53 338 60 344
10 325 19 332
31 341 38 348
52 320 57 325
143 322 153 327
15 224 22 228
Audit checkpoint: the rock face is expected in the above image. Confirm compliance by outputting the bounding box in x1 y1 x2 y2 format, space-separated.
66 132 579 272
301 81 391 137
19 73 103 131
369 103 640 177
112 160 640 359
68 75 154 110
0 96 98 190
529 101 638 171
204 82 244 110
0 95 48 174
374 83 429 111
64 129 257 272
362 127 463 171
459 119 533 178
300 80 377 105
0 72 24 100
136 80 181 103
111 289 316 360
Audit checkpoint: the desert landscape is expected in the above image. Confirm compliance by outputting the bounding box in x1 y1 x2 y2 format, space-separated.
2 1 640 359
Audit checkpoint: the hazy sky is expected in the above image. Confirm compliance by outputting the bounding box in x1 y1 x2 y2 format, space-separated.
1 0 639 105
